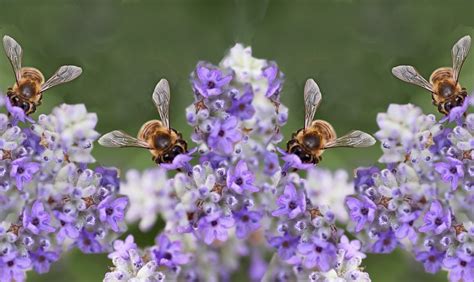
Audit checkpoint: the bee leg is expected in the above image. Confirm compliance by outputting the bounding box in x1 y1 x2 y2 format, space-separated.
314 156 321 164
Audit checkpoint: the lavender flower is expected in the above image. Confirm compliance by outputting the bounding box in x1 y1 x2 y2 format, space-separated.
234 209 262 239
198 212 235 245
9 157 40 190
0 254 31 282
434 157 464 190
108 43 370 282
30 249 59 273
297 237 337 271
415 249 445 274
151 234 190 268
98 196 128 232
0 95 127 280
262 62 284 99
371 230 397 254
228 86 256 120
268 234 299 261
443 251 474 282
208 116 242 155
419 200 452 235
192 63 233 98
108 235 137 260
346 196 377 232
347 95 474 281
226 160 258 194
22 201 55 235
272 183 306 219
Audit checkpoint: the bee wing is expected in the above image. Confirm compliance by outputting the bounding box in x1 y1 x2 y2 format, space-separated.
304 79 322 129
324 130 376 149
3 35 23 83
152 78 171 129
40 65 82 92
452 35 471 83
98 130 151 149
391 65 433 92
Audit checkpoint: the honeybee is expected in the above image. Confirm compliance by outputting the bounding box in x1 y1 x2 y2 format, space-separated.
286 79 376 164
98 79 188 164
2 35 82 115
392 35 471 115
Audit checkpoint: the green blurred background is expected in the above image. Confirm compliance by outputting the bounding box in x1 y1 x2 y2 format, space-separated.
1 0 473 281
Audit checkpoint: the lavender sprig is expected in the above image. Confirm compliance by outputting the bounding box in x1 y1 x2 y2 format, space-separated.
0 95 127 281
346 97 474 281
109 44 371 281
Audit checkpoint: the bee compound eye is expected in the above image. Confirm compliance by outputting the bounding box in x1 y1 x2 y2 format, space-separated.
172 146 184 155
455 96 464 106
21 102 30 112
290 145 302 155
444 101 454 112
163 153 173 163
300 153 312 163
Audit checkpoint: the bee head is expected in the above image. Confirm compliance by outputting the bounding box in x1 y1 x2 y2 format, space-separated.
440 95 465 115
289 144 313 164
9 95 33 114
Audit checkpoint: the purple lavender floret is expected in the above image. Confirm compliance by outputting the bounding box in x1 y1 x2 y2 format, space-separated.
434 157 464 190
262 62 284 99
234 209 262 239
443 251 474 282
278 148 313 173
4 97 34 124
98 196 129 232
30 249 60 274
228 86 256 120
10 157 40 190
95 166 120 189
22 201 55 235
371 230 397 254
272 183 306 219
192 62 233 98
151 234 190 268
441 95 471 125
347 95 474 281
415 249 445 274
226 160 258 194
160 149 195 172
429 128 452 154
0 254 31 282
337 235 366 260
198 212 235 245
77 229 103 253
108 235 137 260
345 196 377 232
297 237 337 271
394 210 420 243
419 200 451 235
208 116 242 155
269 234 299 261
354 166 379 193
